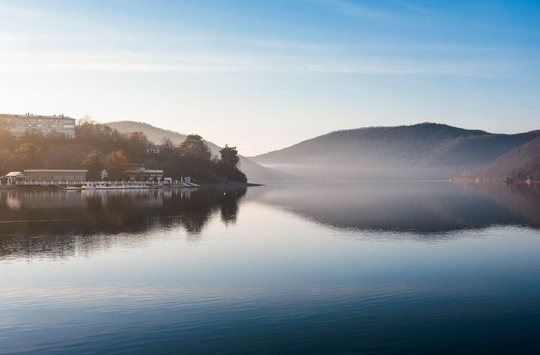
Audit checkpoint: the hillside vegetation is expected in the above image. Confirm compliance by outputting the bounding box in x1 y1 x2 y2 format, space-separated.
253 123 540 180
0 121 247 184
467 137 540 182
107 121 277 183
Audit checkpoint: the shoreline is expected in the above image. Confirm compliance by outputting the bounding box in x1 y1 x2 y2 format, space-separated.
204 182 263 188
0 181 263 191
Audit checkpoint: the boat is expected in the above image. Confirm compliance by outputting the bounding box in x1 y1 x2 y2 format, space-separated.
65 186 82 191
81 182 152 190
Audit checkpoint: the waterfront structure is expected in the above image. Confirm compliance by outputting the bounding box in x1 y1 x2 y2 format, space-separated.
0 113 76 138
125 165 164 182
1 170 87 185
0 172 25 185
23 170 87 182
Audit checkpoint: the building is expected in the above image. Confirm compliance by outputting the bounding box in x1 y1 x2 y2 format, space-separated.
0 171 25 185
146 145 164 154
125 164 164 181
23 170 87 182
0 113 76 138
1 170 87 185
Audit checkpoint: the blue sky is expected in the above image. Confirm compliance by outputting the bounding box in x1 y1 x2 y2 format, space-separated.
1 0 539 155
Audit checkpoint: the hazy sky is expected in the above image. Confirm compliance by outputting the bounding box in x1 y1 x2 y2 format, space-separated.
1 0 539 156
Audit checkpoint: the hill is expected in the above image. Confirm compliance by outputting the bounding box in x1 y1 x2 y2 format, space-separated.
466 136 540 182
252 123 540 180
106 121 277 183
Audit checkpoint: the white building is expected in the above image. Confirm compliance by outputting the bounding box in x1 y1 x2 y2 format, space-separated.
0 113 76 138
1 170 87 185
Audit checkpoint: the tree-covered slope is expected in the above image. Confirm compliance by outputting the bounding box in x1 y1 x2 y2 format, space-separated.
252 123 540 180
466 136 540 182
106 121 277 183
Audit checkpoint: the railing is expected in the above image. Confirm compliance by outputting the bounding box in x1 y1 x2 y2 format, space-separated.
15 180 163 187
12 179 198 188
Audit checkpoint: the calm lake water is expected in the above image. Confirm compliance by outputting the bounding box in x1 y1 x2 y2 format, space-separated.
1 182 540 354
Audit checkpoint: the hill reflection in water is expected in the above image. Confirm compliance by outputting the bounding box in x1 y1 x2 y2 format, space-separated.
2 182 539 354
1 182 539 260
245 181 540 233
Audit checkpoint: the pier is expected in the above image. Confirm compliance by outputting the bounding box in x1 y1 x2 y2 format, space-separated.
3 180 199 190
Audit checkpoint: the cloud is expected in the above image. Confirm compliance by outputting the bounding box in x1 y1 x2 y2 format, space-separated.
0 46 522 78
312 0 407 23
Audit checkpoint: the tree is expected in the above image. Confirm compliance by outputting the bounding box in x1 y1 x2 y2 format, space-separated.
0 149 15 175
15 143 44 169
104 150 128 180
77 115 95 126
0 120 15 150
219 145 240 167
125 131 150 161
215 144 247 183
178 134 211 161
82 150 104 180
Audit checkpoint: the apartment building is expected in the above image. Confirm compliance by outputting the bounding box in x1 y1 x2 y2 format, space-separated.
0 113 76 138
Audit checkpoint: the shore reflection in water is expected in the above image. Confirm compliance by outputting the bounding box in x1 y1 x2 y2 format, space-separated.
0 187 246 259
1 182 540 354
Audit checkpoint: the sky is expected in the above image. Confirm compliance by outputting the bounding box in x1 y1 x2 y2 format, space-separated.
1 0 539 156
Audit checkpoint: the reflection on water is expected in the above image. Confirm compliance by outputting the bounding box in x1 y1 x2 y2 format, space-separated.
1 182 538 260
0 188 246 259
246 181 540 232
1 182 540 353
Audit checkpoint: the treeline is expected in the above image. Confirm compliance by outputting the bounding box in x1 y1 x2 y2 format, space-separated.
253 122 540 180
508 156 540 182
0 121 247 183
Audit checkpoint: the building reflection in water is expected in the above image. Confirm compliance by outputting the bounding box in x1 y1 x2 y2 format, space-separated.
1 182 539 260
0 187 247 260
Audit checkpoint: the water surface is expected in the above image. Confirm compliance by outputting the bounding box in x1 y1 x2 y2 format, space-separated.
1 182 540 353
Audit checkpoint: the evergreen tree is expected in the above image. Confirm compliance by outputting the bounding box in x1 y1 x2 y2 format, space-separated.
179 134 211 161
219 145 240 167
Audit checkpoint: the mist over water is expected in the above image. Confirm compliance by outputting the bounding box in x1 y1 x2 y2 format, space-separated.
1 182 540 353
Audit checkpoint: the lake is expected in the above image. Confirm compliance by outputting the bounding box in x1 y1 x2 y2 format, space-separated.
1 182 540 354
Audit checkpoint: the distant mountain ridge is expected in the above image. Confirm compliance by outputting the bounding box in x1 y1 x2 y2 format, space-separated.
106 121 277 183
252 123 540 180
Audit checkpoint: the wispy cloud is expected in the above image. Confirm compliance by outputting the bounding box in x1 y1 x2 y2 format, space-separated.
0 1 533 79
0 47 523 78
314 0 397 20
0 3 53 18
312 0 411 24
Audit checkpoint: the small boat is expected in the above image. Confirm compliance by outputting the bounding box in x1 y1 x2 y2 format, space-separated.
81 182 152 191
65 186 82 191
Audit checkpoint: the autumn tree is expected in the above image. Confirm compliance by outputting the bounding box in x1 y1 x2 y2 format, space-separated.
75 121 125 153
15 143 44 169
104 150 128 180
124 131 150 161
0 149 15 175
0 120 16 150
82 150 104 180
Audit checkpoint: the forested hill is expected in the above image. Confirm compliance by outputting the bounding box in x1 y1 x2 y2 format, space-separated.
107 121 189 146
107 121 277 183
252 123 540 180
466 136 540 182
